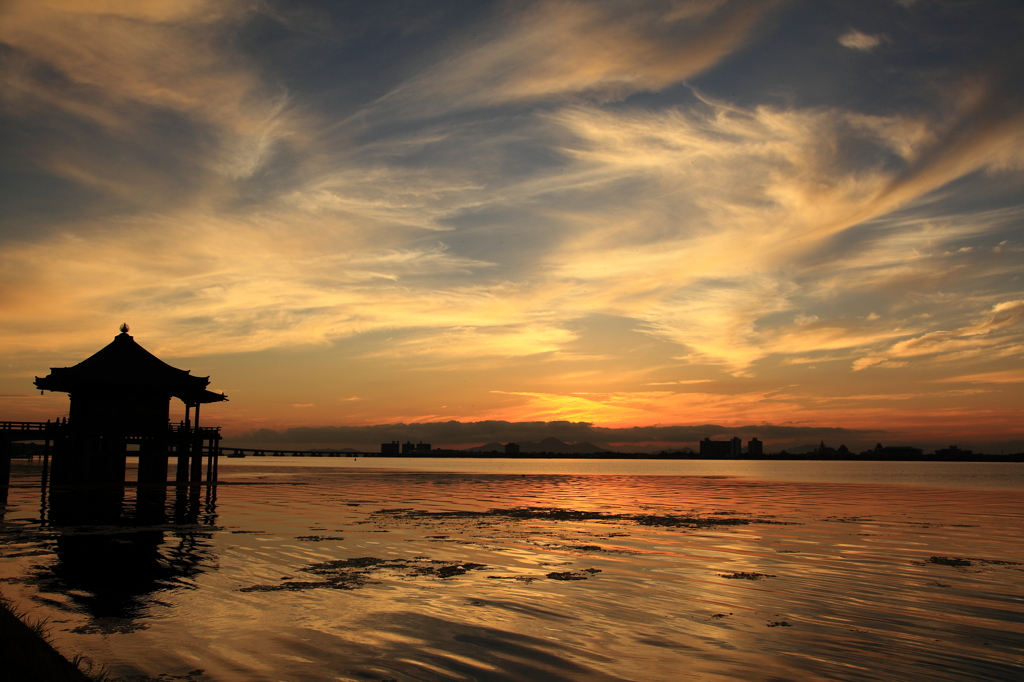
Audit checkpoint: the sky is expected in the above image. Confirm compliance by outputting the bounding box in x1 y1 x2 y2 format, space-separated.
2 0 1023 452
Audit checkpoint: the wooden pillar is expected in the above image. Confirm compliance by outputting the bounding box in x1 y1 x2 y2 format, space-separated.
98 436 128 485
138 439 169 485
206 441 214 482
173 484 192 524
41 437 50 488
49 432 68 484
190 404 203 483
0 438 11 506
190 441 203 482
136 440 168 524
61 435 101 484
175 428 189 484
212 440 219 482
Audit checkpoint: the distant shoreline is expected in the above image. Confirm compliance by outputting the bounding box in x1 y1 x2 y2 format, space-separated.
219 450 1024 462
7 441 1022 463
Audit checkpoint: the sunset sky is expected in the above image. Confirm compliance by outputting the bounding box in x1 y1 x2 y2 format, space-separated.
2 0 1022 451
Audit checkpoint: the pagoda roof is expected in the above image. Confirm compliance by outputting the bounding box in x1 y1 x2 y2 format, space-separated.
35 328 227 405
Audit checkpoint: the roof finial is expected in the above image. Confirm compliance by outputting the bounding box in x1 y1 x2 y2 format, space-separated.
119 323 130 334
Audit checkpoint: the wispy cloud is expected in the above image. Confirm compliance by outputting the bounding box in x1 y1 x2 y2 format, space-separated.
839 30 882 51
362 0 783 116
937 370 1024 384
853 300 1024 370
2 0 1022 441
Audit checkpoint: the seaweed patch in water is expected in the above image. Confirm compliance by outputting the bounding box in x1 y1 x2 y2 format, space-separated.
719 572 776 580
767 621 792 627
546 568 602 581
294 535 345 542
487 575 542 583
370 506 797 529
927 557 972 567
307 557 390 571
822 516 876 523
238 556 488 592
240 578 372 592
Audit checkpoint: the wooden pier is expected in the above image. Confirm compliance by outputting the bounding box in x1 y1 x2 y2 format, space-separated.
0 420 223 489
221 448 374 458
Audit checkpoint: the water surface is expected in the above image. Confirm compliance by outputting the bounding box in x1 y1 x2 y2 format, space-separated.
1 459 1022 681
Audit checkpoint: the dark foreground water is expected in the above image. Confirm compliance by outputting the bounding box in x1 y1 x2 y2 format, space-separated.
1 459 1022 681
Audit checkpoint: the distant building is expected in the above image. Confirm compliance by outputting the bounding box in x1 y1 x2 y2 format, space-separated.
816 441 837 458
747 438 763 457
401 441 431 454
505 442 520 454
700 437 742 458
864 444 923 458
934 445 972 458
381 441 400 455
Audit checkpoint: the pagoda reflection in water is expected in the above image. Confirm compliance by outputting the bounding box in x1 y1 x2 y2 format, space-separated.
37 478 218 627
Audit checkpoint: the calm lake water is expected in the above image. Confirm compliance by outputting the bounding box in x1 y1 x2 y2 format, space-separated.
1 458 1022 681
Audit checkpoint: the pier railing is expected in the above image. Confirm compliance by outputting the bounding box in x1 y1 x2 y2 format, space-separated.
1 421 53 432
1 421 221 440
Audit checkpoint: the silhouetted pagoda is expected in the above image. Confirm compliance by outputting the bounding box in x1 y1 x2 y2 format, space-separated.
34 324 226 485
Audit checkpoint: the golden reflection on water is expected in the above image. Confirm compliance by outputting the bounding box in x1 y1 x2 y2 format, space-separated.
1 462 1022 681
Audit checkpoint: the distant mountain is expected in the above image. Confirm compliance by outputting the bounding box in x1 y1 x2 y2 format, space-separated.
465 442 506 452
608 444 696 455
781 444 825 454
464 437 613 454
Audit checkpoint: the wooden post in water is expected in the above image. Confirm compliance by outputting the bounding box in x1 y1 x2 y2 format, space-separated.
0 437 11 506
138 438 169 486
99 436 128 485
41 424 51 488
175 438 189 484
176 404 191 483
190 404 203 483
210 436 219 483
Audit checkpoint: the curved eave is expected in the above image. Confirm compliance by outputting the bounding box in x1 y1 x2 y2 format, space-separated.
179 389 228 406
34 376 68 393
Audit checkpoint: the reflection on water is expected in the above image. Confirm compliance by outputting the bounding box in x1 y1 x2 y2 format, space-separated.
1 461 1023 681
4 478 218 635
